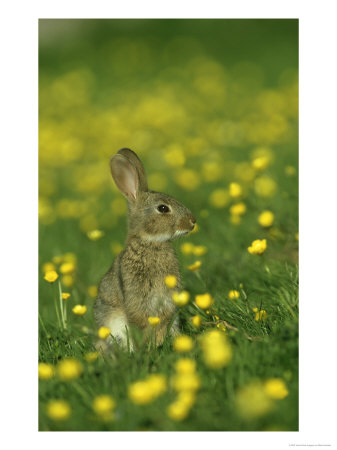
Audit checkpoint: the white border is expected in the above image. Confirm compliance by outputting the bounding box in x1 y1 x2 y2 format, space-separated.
1 1 337 449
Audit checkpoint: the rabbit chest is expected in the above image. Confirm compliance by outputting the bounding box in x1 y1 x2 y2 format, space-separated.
122 240 180 322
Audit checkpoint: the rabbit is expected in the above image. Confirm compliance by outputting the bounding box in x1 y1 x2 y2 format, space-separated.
94 148 196 351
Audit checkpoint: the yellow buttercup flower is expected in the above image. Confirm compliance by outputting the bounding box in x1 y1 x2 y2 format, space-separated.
264 378 289 399
61 275 75 287
229 182 242 198
93 395 116 415
229 202 246 216
166 400 190 421
195 293 214 309
46 400 71 421
258 211 274 227
191 314 202 327
60 262 76 275
254 176 277 197
38 362 55 380
172 372 201 392
87 229 104 241
175 169 201 191
180 242 194 254
235 162 255 182
173 335 194 353
62 292 71 300
57 358 83 381
174 358 196 374
253 307 268 321
217 323 227 332
177 391 196 409
88 285 98 298
165 274 177 288
172 291 190 307
188 260 202 271
193 245 207 256
52 255 63 265
164 145 186 167
202 161 223 182
148 316 161 327
200 330 232 369
248 239 267 255
84 352 99 363
146 374 167 397
72 304 87 316
209 189 229 208
252 156 270 171
98 326 111 339
42 262 56 273
44 270 59 283
128 375 166 405
235 381 273 419
228 290 240 300
63 252 77 264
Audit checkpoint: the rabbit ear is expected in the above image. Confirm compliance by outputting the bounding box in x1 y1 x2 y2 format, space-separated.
110 154 140 201
117 148 148 192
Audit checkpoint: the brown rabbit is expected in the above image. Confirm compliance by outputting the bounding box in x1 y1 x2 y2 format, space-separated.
94 148 196 351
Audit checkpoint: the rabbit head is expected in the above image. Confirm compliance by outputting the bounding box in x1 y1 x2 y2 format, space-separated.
110 148 196 242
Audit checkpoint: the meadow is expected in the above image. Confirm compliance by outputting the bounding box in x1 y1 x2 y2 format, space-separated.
38 19 298 431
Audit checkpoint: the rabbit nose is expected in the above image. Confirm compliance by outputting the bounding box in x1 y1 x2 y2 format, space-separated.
189 215 196 229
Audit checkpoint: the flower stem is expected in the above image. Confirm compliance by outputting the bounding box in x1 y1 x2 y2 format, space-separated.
53 283 62 329
57 280 67 330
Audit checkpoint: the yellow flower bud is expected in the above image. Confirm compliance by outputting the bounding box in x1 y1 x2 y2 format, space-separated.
44 270 59 283
247 239 267 255
98 326 111 339
191 315 202 327
173 335 194 353
229 182 242 198
57 358 83 381
193 245 207 256
228 290 240 300
87 229 104 241
187 260 202 271
180 242 194 254
195 293 214 309
148 316 161 327
165 275 177 288
46 400 71 421
93 395 115 415
264 378 289 399
72 304 87 316
59 262 76 275
258 211 274 227
172 291 190 307
38 362 55 380
84 352 99 363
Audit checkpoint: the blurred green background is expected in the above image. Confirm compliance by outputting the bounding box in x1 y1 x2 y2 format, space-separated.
39 19 298 431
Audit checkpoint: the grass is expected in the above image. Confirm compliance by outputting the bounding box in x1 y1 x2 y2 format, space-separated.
38 19 298 431
39 211 298 431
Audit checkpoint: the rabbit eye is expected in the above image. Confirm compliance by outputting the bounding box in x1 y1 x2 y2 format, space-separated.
157 204 170 213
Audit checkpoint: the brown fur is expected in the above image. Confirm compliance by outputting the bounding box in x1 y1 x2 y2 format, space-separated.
94 148 195 351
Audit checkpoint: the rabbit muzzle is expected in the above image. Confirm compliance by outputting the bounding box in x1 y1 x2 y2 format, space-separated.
178 214 196 233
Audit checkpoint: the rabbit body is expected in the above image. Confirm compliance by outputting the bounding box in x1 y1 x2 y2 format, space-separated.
94 148 196 350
